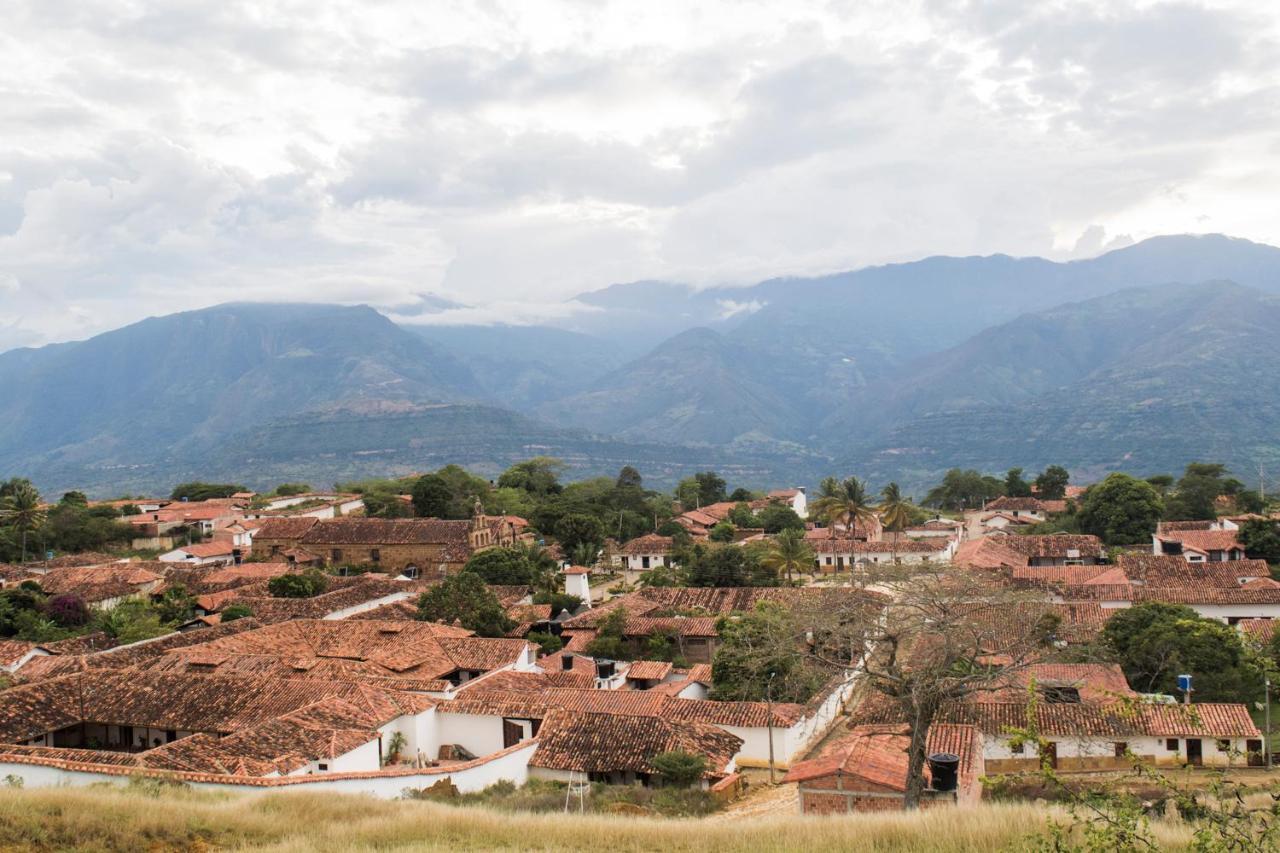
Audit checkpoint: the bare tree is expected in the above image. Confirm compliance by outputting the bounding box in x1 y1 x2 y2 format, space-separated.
807 562 1063 809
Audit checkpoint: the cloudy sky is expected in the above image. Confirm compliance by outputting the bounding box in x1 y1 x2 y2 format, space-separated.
2 0 1279 350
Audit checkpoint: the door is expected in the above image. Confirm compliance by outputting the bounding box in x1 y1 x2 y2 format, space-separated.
1043 742 1058 769
1247 739 1265 767
1187 739 1203 766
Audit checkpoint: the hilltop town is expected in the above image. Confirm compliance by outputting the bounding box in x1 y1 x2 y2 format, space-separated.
0 458 1277 843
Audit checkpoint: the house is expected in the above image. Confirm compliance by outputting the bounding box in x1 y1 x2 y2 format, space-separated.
903 518 964 540
1153 529 1247 562
785 724 983 814
527 710 741 788
614 534 675 573
767 488 807 517
997 535 1106 567
33 563 164 610
252 510 513 576
811 537 953 571
981 496 1052 520
159 541 238 566
246 494 366 520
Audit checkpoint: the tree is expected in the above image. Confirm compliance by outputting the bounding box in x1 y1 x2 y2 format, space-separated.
361 490 414 519
0 480 45 562
757 504 804 534
922 469 1004 511
1034 465 1070 500
615 466 643 490
878 482 912 562
708 522 735 543
727 502 759 528
585 606 629 659
840 563 1058 809
273 483 312 496
268 570 329 598
1077 473 1164 545
1240 519 1280 565
651 750 707 788
1004 468 1032 498
416 573 513 638
812 476 875 539
497 457 565 496
462 548 535 585
44 594 89 628
728 488 757 502
156 584 197 624
710 601 826 703
693 472 727 506
169 482 246 501
220 604 254 622
1164 462 1231 520
1145 474 1175 496
410 474 452 518
759 528 814 584
554 513 604 553
687 545 749 587
1102 603 1264 703
526 631 563 655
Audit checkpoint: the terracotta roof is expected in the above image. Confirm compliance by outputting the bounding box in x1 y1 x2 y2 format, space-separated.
984 497 1048 512
1011 565 1114 585
200 563 296 584
784 723 979 790
620 534 675 556
1158 530 1244 555
561 586 883 631
0 640 40 668
530 710 741 776
625 661 674 681
974 663 1135 703
299 519 472 548
953 538 1028 570
1240 619 1277 645
1000 535 1105 559
1158 520 1217 532
171 542 235 559
252 517 322 540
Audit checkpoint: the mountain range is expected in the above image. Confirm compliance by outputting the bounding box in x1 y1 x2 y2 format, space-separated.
4 233 1280 497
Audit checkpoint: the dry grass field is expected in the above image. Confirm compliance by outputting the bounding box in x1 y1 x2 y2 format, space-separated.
0 782 1223 852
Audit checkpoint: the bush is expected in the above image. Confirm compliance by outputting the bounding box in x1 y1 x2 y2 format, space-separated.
220 604 253 622
268 570 329 599
651 750 706 788
532 592 582 618
526 631 563 655
44 594 89 628
463 548 534 585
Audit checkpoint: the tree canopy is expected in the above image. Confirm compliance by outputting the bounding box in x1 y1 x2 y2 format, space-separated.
1077 473 1163 545
416 572 513 638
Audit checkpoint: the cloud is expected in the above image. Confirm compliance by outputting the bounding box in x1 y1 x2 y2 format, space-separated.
2 0 1279 349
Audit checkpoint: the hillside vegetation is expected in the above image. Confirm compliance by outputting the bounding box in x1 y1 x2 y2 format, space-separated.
0 784 1206 852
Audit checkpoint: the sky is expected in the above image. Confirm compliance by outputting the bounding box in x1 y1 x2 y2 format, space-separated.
2 0 1279 350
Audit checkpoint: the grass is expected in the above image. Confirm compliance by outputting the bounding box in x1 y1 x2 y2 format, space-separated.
0 783 1221 852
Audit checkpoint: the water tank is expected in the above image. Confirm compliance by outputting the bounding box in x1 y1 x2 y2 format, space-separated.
560 653 575 672
595 659 616 679
928 753 960 792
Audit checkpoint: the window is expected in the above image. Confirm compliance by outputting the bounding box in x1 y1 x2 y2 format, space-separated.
687 638 708 647
370 549 381 562
1217 739 1231 752
1114 742 1127 758
317 763 328 771
642 556 651 569
1166 738 1179 751
1010 741 1025 755
165 730 177 743
331 549 343 562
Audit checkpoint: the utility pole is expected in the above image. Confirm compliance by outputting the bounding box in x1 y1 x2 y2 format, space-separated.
1267 676 1273 770
766 671 777 784
1261 463 1267 503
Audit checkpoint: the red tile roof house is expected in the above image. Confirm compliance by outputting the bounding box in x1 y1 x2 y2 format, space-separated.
811 536 953 572
158 540 238 567
784 724 984 814
1046 554 1280 624
613 534 676 573
981 496 1054 520
998 535 1106 567
1153 527 1248 563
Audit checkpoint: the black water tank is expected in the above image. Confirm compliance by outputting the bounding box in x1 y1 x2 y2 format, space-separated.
928 753 960 792
595 659 616 679
560 653 575 672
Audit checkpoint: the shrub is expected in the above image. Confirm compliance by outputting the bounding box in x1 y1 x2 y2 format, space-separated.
268 570 329 599
651 750 707 788
44 594 89 628
526 631 563 655
220 604 253 622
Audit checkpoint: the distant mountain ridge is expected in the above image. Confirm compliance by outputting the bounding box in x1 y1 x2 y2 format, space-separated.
4 234 1280 495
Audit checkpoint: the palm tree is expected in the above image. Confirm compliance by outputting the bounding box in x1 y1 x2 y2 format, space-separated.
0 481 45 563
811 476 875 540
761 528 815 585
879 482 913 564
518 542 560 595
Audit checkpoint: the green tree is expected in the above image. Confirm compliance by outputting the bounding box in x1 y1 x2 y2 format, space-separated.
220 604 254 622
1033 465 1070 500
708 522 735 543
687 545 748 587
554 513 604 553
1145 474 1175 496
1102 603 1264 703
727 502 759 528
0 480 45 562
760 528 814 584
462 548 535 585
169 482 246 501
1077 473 1163 546
1164 462 1231 520
812 476 874 539
156 584 197 623
497 457 565 496
585 606 629 659
710 601 824 703
757 504 804 534
273 483 312 496
416 572 514 638
526 631 563 655
268 570 329 598
615 466 643 490
693 472 727 506
878 482 913 562
651 750 707 788
1240 519 1280 565
922 469 1003 511
410 474 452 518
1004 468 1032 498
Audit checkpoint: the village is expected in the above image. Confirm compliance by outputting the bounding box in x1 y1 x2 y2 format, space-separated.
0 461 1276 825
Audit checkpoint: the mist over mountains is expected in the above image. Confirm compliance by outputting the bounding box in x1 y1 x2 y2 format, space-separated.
4 233 1280 497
